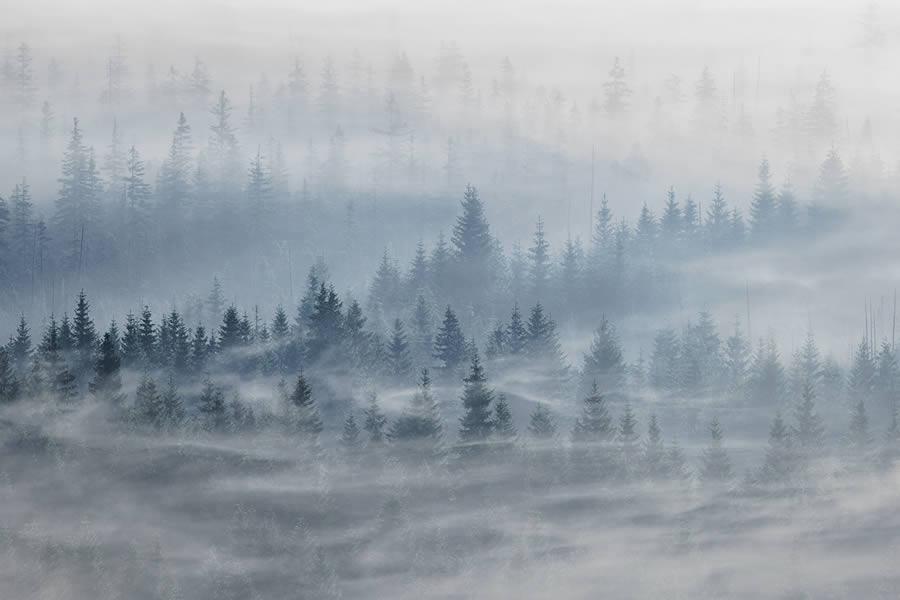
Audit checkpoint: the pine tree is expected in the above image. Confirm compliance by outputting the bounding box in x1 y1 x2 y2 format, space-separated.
809 147 847 233
386 318 412 380
90 331 124 406
582 316 627 396
160 375 185 429
705 182 730 248
433 305 466 374
750 158 778 241
848 398 872 459
0 349 20 404
290 372 323 439
699 418 732 483
120 312 141 367
340 411 363 463
134 375 164 428
458 351 495 452
758 412 797 487
191 324 210 372
492 392 517 446
528 216 551 301
363 391 388 445
506 303 528 355
271 305 290 341
450 184 494 298
138 306 156 365
307 283 344 362
525 302 567 383
389 368 444 461
206 277 225 326
570 381 615 478
642 414 667 480
73 289 97 371
527 403 557 439
617 403 640 478
602 56 631 116
218 305 245 351
9 315 32 373
198 376 227 432
660 187 682 247
792 380 825 455
650 326 681 391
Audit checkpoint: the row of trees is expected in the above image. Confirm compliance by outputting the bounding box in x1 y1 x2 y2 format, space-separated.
1 285 898 489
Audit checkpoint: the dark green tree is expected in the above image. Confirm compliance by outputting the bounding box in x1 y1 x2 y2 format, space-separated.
386 318 412 380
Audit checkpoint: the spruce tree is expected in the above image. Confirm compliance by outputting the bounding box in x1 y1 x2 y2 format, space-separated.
218 305 244 351
389 368 444 461
433 305 466 374
291 372 323 439
120 312 141 367
138 306 156 365
528 216 551 301
72 290 97 371
198 376 227 432
617 403 640 478
750 158 777 240
582 316 627 396
642 414 667 480
792 380 825 455
492 392 517 446
0 349 20 404
386 318 412 380
90 331 124 407
700 418 732 483
848 398 872 460
363 391 388 445
340 411 363 463
9 315 32 373
506 303 528 355
527 403 556 439
307 283 344 363
134 375 163 428
160 375 185 429
759 412 797 487
458 351 495 452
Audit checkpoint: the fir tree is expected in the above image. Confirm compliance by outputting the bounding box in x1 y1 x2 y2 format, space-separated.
433 305 466 374
0 349 20 404
602 56 631 116
340 411 363 463
90 331 124 407
617 403 640 478
218 305 245 351
642 414 667 480
389 368 444 461
492 392 517 445
363 391 388 445
750 158 778 240
699 418 732 483
73 289 97 371
528 216 551 301
134 375 164 428
138 306 156 365
386 318 412 380
160 375 185 429
506 303 528 355
198 376 227 432
848 398 872 459
792 380 825 455
582 316 627 396
290 372 323 439
758 412 797 487
527 403 557 439
458 351 495 452
9 315 32 373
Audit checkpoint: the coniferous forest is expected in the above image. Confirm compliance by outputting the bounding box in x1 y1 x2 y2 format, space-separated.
3 3 900 598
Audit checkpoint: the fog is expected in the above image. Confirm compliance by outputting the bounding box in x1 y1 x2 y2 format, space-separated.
2 1 900 598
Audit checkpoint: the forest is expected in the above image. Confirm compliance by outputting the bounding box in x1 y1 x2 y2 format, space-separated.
3 2 900 598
